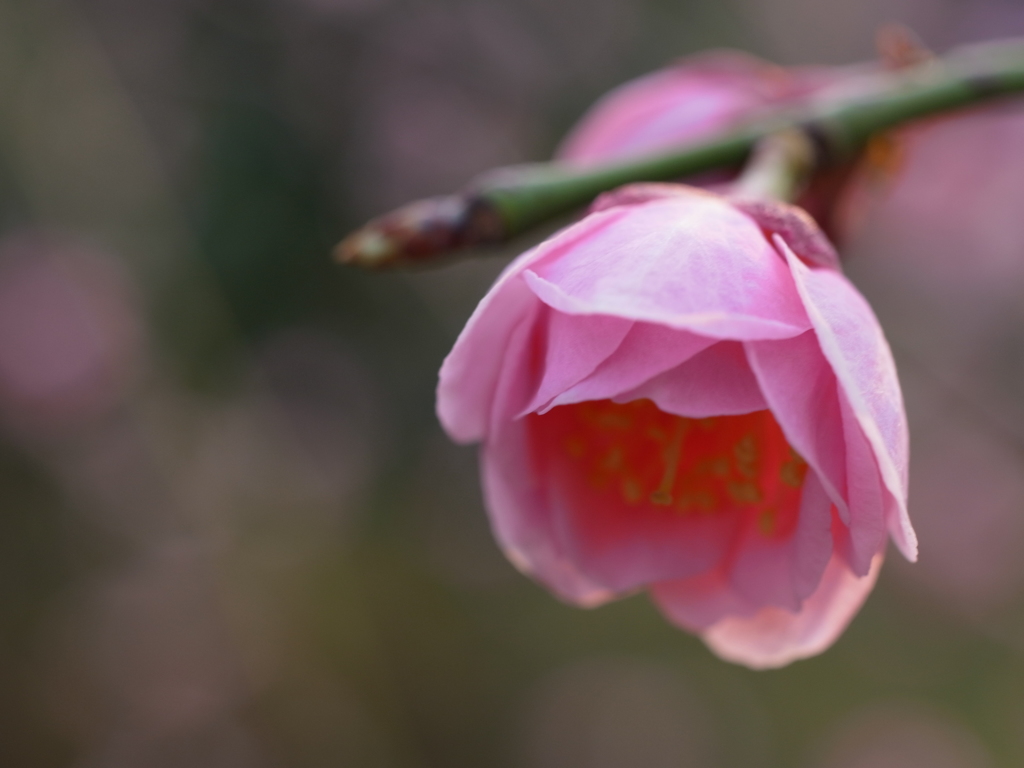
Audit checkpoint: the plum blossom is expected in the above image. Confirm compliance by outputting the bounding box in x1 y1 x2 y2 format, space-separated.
557 50 840 168
556 51 869 234
436 184 915 668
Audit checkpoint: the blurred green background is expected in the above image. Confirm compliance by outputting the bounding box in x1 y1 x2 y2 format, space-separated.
3 0 1024 766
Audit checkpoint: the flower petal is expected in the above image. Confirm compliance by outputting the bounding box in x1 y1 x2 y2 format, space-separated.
544 323 717 409
745 331 850 522
550 490 745 595
438 275 538 443
728 467 834 610
776 235 916 560
518 308 634 416
650 569 758 633
557 51 796 166
558 72 752 164
524 403 748 594
616 340 767 417
838 389 888 576
701 553 882 669
731 198 841 270
481 305 615 606
792 470 838 600
438 207 632 443
651 468 834 628
522 195 813 340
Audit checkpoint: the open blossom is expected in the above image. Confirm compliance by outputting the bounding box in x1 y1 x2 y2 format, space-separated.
437 184 916 668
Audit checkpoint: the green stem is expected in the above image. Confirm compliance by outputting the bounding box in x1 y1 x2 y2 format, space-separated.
478 37 1024 237
338 37 1024 268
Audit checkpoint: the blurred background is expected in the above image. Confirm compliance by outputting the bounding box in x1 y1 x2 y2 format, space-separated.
3 0 1024 766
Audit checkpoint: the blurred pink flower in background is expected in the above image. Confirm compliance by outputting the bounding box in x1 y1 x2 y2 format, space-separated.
437 183 915 668
556 51 867 235
557 51 835 168
0 234 142 437
842 103 1024 291
841 100 1024 625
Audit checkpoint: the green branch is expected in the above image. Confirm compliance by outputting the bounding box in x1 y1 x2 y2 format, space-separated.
338 36 1024 268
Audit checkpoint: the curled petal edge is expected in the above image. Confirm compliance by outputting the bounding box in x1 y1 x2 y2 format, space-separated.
702 552 883 669
775 235 916 561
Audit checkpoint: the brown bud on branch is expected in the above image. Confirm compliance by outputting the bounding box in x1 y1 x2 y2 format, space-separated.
334 195 504 269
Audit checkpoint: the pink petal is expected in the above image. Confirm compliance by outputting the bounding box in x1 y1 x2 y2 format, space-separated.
518 308 634 416
745 331 849 522
544 323 717 410
557 52 798 166
437 207 632 443
730 198 841 270
522 195 813 341
791 470 838 600
557 67 758 166
728 467 834 610
481 304 615 606
523 401 752 594
650 569 758 633
589 182 708 213
727 536 805 611
438 275 538 443
548 484 746 594
776 235 916 560
701 553 883 669
651 469 834 628
616 341 767 417
838 389 888 576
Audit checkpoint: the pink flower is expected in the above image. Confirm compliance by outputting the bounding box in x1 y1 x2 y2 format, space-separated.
838 102 1024 268
557 51 840 168
436 184 916 668
556 51 864 234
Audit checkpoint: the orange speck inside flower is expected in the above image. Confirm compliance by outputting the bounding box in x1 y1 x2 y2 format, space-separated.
528 399 808 538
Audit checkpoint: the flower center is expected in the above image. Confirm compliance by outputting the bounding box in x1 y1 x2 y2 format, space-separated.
528 399 808 537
